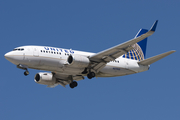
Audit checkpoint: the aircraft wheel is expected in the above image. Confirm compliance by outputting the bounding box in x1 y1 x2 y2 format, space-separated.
69 81 78 88
87 74 92 79
24 71 29 76
90 72 95 78
87 72 95 79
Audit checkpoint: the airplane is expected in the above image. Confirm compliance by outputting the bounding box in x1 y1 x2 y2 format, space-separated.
4 20 176 88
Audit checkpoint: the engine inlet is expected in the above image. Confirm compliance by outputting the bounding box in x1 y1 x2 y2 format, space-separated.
35 74 40 82
67 55 73 64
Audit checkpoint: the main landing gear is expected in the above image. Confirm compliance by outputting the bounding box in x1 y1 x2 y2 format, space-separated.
69 81 78 89
87 72 95 79
82 68 96 79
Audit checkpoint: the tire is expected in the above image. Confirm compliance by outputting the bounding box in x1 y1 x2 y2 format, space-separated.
24 71 29 76
69 81 78 88
87 74 92 79
69 83 74 88
87 72 95 79
90 72 95 77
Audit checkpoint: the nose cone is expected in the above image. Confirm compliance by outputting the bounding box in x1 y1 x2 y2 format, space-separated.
4 51 16 64
4 51 21 65
4 52 13 61
5 51 25 65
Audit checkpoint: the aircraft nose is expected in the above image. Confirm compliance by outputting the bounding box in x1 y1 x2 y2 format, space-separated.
4 52 13 61
4 51 24 65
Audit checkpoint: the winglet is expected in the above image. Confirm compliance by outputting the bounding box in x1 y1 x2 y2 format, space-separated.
150 20 158 32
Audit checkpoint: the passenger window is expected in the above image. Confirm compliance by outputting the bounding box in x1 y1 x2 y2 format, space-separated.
46 51 48 53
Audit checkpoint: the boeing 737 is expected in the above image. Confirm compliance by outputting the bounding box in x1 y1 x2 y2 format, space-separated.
4 20 176 88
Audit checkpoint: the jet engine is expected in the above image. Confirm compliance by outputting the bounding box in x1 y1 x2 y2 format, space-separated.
34 72 56 86
67 55 90 68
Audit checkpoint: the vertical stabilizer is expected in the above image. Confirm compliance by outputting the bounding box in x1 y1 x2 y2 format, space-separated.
122 29 148 61
136 29 148 58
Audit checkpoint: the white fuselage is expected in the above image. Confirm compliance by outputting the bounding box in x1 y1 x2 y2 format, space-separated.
4 45 149 77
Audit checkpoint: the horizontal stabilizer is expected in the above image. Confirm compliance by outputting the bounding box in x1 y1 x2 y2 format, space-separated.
138 50 176 65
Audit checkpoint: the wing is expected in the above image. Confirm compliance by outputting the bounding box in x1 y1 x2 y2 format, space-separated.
89 20 158 72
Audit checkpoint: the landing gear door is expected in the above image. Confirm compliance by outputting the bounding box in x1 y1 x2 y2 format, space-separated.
33 47 39 57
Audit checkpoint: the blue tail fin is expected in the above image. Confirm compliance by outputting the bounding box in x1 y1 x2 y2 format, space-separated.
135 29 148 58
123 29 148 61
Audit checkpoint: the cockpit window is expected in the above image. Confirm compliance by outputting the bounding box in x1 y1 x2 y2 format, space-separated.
13 48 24 51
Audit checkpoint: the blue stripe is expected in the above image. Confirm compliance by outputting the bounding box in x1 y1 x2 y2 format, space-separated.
136 29 148 58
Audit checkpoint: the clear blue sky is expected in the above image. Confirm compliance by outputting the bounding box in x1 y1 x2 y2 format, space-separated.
1 1 180 120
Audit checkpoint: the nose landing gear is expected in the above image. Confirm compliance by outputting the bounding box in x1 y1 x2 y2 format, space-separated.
24 70 29 76
17 64 29 76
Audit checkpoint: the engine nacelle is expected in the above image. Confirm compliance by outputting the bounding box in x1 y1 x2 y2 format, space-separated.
67 55 90 68
34 72 56 86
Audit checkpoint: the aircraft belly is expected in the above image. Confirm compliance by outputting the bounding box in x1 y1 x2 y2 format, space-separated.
24 54 146 77
27 56 84 75
99 65 135 77
39 57 62 71
61 67 85 75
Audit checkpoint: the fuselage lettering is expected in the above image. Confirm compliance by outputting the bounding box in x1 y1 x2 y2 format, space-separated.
44 47 74 54
64 49 69 53
50 48 55 51
44 47 49 50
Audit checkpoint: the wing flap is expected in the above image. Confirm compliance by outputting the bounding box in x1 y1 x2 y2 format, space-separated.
138 50 176 65
53 73 84 87
92 62 106 72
